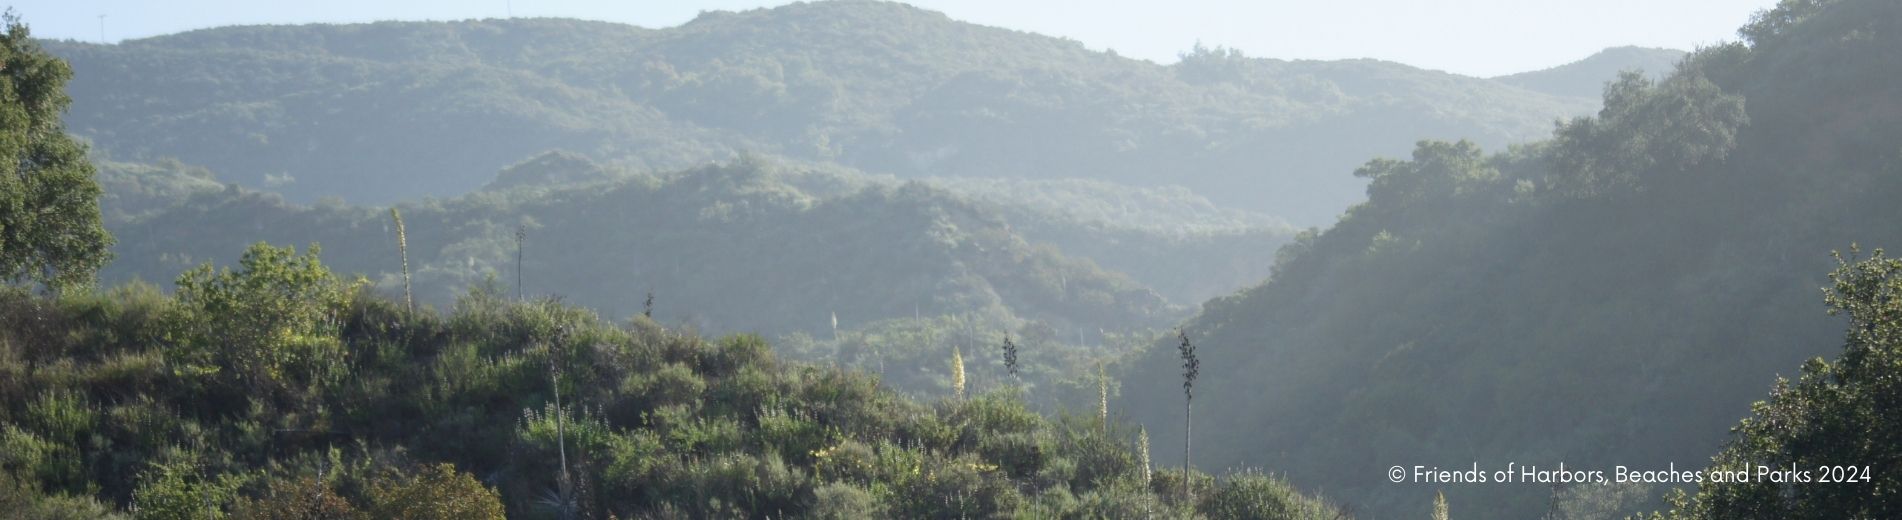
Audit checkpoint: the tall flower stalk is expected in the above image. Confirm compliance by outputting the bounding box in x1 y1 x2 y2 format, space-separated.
389 208 411 313
950 345 966 399
1177 328 1199 502
1001 333 1019 382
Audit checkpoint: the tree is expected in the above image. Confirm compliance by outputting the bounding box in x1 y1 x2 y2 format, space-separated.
1546 71 1747 198
1434 490 1450 520
0 13 112 291
171 243 355 393
1667 248 1902 519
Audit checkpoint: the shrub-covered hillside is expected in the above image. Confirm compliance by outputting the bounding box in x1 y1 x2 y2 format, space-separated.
45 0 1618 224
101 155 1179 341
0 243 1345 518
1120 0 1902 517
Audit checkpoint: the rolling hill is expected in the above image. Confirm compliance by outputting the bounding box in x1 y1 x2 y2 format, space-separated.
1495 46 1686 98
48 0 1621 225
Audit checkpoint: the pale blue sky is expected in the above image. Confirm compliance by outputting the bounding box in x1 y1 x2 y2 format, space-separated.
12 0 1779 77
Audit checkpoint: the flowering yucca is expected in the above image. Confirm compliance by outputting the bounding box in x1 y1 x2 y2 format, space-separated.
390 208 412 312
1178 328 1199 501
1138 426 1153 484
1001 333 1019 380
950 345 966 399
1097 361 1109 432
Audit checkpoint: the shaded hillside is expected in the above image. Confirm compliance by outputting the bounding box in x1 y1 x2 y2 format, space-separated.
101 156 1179 341
95 154 1294 401
925 177 1295 304
1120 0 1902 518
48 0 1600 225
1495 46 1686 98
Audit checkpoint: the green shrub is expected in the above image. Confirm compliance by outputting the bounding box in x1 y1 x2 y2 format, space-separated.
131 458 241 520
364 464 504 520
1197 471 1341 520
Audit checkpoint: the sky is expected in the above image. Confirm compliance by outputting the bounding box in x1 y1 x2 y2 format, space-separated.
12 0 1780 77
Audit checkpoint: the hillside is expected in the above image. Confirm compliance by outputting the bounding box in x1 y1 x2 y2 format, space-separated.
0 245 1347 518
101 155 1180 341
1120 0 1902 518
94 148 1314 402
923 177 1295 304
1495 46 1686 98
46 0 1602 225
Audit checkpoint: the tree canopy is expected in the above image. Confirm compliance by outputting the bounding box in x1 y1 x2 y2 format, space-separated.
0 13 110 291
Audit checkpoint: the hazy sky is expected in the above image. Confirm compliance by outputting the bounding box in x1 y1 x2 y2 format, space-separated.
13 0 1779 77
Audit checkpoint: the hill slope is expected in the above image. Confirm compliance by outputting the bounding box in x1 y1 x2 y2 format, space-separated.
48 0 1600 225
0 245 1347 517
1121 1 1902 517
1495 46 1686 98
101 155 1180 341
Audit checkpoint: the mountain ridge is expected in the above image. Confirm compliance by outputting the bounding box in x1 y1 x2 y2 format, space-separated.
46 0 1621 225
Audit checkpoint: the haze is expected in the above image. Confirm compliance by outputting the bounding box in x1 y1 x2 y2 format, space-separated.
19 0 1777 76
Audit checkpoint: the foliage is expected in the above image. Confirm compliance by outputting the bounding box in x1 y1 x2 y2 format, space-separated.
170 243 356 397
1657 249 1902 519
1117 0 1902 517
1197 471 1342 520
0 468 125 520
0 13 112 291
1546 70 1748 197
130 458 241 520
0 243 1337 518
365 464 505 520
228 477 357 520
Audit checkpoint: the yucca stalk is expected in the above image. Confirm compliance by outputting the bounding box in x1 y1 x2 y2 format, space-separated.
548 324 575 520
514 225 527 301
1178 328 1199 502
1138 425 1153 484
1001 333 1019 382
950 345 966 399
1096 361 1109 433
389 208 412 313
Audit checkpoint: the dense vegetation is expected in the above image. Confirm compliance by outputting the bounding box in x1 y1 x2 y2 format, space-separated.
0 242 1348 518
1119 0 1902 517
0 9 1352 517
1647 249 1902 520
12 0 1900 518
43 1 1629 224
0 14 111 292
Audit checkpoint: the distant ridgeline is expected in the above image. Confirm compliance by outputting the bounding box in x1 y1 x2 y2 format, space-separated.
1118 0 1902 518
43 0 1663 225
